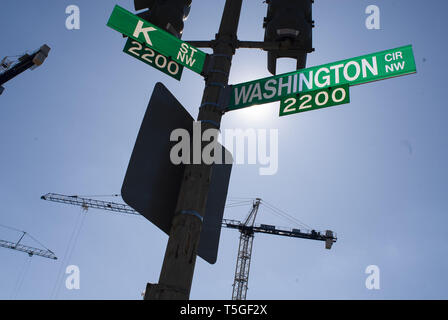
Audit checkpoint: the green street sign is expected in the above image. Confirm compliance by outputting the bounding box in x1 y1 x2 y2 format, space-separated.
229 45 416 111
123 39 183 81
279 85 350 117
107 5 206 74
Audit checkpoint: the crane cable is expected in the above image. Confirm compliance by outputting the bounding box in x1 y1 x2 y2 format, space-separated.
10 255 32 299
55 210 87 298
261 201 309 229
74 194 121 199
26 233 55 255
56 195 255 209
226 198 258 208
0 223 23 233
260 200 312 230
0 224 56 299
225 198 313 230
225 200 253 208
50 209 87 299
0 224 55 254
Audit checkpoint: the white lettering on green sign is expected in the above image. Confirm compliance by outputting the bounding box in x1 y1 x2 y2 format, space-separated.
123 39 183 81
229 45 416 110
107 5 206 74
279 85 350 117
133 21 156 46
177 43 199 69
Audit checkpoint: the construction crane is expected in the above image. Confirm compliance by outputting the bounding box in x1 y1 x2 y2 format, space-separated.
0 44 51 95
41 193 336 299
0 226 57 260
41 193 138 216
223 198 336 300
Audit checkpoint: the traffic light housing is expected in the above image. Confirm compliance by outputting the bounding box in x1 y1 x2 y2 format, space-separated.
263 0 314 75
134 0 192 39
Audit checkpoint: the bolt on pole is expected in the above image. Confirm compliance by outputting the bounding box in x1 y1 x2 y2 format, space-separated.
144 0 243 300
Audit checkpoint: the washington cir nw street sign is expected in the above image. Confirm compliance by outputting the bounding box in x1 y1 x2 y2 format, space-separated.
228 45 416 111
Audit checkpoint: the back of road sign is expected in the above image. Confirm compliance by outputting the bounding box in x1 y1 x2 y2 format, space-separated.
121 82 232 264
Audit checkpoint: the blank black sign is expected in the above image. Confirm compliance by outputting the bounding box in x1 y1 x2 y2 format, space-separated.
122 82 232 264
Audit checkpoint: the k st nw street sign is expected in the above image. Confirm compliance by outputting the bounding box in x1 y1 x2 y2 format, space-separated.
123 38 184 81
228 45 416 111
107 5 206 75
279 85 350 117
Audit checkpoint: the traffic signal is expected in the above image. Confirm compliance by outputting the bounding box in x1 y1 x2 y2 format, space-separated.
263 0 314 75
134 0 192 39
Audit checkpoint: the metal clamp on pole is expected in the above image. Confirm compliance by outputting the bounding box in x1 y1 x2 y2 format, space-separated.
200 119 221 130
199 84 232 114
201 53 232 78
180 210 204 223
209 69 229 76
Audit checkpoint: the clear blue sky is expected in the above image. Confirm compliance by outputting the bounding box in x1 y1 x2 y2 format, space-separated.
1 0 447 299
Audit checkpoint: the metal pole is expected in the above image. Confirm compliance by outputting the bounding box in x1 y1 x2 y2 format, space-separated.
145 0 243 300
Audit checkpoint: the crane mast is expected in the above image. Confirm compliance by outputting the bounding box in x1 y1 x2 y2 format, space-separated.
231 198 261 300
226 199 336 300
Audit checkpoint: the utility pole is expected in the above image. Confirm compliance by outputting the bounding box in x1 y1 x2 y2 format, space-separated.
145 0 243 300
